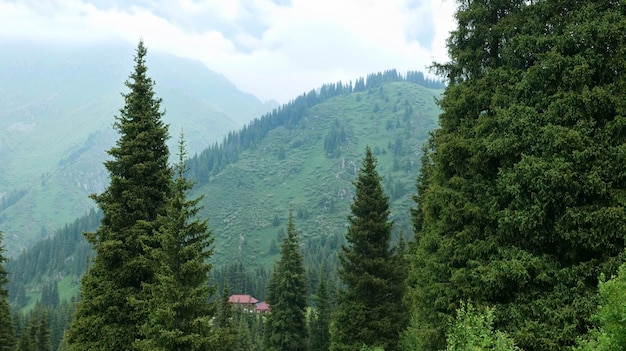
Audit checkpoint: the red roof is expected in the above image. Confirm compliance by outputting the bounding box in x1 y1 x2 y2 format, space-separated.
255 301 271 312
229 294 259 304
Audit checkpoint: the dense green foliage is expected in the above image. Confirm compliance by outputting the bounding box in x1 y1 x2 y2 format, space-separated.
6 209 99 309
409 1 626 350
6 210 102 308
308 268 332 351
443 302 519 351
15 307 50 351
213 285 237 351
264 211 308 351
330 147 407 351
7 3 626 348
137 136 216 350
66 40 174 350
575 263 626 350
212 263 270 301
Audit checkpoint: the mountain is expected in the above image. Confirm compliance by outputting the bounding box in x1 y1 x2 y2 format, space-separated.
0 40 277 254
7 71 444 311
188 77 442 267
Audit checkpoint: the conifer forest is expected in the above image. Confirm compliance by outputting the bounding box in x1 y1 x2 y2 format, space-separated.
3 1 626 351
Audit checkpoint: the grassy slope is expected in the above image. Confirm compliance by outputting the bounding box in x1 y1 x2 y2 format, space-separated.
195 82 442 267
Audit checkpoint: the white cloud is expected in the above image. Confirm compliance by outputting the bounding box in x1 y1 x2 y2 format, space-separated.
0 0 457 103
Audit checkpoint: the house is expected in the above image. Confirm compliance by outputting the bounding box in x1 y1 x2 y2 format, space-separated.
255 301 271 313
229 294 259 310
228 294 270 313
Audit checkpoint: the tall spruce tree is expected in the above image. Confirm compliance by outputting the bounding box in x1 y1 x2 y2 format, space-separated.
138 134 216 350
66 40 172 350
264 209 308 351
0 231 14 351
330 146 407 351
17 307 50 351
213 284 237 351
409 1 626 350
308 268 331 351
236 314 254 351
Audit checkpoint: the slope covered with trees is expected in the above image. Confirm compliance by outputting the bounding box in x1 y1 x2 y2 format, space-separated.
189 75 442 267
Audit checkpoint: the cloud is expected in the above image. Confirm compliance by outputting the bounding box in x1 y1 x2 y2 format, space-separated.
0 0 457 103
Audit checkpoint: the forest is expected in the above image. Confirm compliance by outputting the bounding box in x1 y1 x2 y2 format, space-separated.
3 0 626 350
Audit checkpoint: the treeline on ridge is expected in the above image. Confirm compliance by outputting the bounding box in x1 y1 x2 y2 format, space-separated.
187 70 444 183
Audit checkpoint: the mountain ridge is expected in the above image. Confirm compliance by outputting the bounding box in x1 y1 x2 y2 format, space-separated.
7 74 444 312
0 39 277 254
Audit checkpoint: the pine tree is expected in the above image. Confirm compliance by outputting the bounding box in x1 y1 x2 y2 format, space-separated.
35 309 51 351
138 133 216 350
213 284 237 351
41 281 59 308
17 307 50 351
236 314 254 351
330 146 407 351
66 39 172 351
250 314 264 351
0 231 14 351
409 1 626 350
308 268 331 351
264 210 308 351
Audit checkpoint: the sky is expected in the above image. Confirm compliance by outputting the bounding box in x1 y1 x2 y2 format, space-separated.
0 0 458 103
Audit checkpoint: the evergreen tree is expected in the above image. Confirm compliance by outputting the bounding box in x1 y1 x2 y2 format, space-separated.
250 314 264 351
264 210 308 351
236 314 254 351
40 281 59 308
213 284 237 351
0 231 14 351
17 307 50 351
330 146 407 351
16 325 33 351
66 39 172 350
409 1 626 350
138 133 217 350
49 300 75 351
35 309 51 351
308 268 331 351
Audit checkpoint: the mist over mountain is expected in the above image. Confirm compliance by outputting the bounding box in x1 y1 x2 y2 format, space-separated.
0 39 277 254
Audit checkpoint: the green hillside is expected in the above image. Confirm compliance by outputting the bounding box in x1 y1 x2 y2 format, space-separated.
192 81 441 267
0 40 276 254
6 73 442 314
